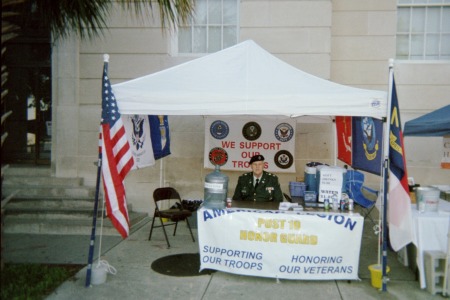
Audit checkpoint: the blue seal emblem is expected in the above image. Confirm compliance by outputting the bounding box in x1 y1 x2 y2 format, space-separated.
210 120 229 140
274 123 294 142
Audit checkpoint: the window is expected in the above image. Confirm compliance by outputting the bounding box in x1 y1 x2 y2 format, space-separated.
397 0 450 60
177 0 239 54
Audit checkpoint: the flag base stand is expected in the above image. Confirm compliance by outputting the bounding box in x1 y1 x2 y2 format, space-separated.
91 266 107 285
91 259 117 285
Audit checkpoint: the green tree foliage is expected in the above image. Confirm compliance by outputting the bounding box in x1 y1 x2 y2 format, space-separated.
13 0 194 40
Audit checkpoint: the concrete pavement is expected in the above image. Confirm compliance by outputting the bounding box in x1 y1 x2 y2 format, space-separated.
2 218 445 299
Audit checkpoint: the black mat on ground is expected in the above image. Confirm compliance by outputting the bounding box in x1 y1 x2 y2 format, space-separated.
151 253 216 277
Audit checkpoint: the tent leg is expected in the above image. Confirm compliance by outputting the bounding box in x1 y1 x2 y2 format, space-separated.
382 158 389 291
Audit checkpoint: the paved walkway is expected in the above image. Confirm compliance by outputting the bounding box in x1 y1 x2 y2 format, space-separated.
3 218 444 299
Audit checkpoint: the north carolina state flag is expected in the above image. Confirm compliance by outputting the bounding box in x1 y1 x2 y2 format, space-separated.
388 77 412 251
336 116 352 165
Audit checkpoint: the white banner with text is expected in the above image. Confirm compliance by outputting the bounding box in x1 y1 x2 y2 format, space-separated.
204 116 296 173
198 208 363 280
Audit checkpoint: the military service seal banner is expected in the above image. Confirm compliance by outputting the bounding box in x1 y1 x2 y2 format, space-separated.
204 116 296 173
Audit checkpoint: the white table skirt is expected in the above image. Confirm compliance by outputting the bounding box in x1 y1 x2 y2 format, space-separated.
411 199 450 289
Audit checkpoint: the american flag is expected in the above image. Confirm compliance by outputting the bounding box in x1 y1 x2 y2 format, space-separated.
100 61 134 238
388 77 412 251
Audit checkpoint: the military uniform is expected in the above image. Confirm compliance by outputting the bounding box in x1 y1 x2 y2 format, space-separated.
232 171 283 202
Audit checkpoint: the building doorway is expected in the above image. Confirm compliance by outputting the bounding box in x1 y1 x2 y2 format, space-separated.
2 9 51 165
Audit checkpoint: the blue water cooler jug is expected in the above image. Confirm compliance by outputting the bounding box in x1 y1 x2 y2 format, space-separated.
304 162 324 192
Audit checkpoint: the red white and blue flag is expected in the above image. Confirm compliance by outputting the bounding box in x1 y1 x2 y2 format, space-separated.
100 61 134 238
388 77 413 251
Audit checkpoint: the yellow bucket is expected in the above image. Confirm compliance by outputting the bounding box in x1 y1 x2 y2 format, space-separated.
368 264 390 289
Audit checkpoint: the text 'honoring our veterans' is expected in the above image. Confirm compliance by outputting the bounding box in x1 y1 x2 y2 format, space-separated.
204 117 296 173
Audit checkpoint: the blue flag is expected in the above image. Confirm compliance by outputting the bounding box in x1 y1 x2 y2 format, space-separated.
149 115 171 160
351 116 383 175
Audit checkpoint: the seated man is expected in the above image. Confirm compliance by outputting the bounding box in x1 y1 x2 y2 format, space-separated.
232 154 283 202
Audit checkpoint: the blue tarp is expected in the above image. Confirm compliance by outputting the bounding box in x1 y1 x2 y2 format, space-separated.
404 105 450 137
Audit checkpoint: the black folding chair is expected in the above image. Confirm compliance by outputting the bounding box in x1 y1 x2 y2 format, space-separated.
148 187 195 248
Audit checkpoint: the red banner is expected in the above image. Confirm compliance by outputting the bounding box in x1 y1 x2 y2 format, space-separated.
336 116 352 165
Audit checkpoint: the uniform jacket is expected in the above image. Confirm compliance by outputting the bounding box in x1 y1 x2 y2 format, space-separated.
232 171 283 202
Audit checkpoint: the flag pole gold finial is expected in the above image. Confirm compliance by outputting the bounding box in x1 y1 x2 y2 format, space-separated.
104 54 109 63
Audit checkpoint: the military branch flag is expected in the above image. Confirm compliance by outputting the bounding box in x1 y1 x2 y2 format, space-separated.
123 115 156 169
149 115 171 160
352 116 383 175
336 116 352 165
101 61 134 238
388 77 413 251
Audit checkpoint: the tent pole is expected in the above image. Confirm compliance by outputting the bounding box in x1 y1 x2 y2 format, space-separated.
95 194 106 267
382 158 389 292
333 119 337 165
160 157 164 187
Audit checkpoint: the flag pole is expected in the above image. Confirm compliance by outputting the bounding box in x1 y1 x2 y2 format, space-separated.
381 58 395 292
85 54 110 287
85 128 103 287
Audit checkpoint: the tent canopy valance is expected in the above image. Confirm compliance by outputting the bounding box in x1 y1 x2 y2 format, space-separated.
112 40 387 119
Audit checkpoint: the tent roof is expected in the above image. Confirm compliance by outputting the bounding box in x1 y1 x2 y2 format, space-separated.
404 105 450 137
113 40 387 118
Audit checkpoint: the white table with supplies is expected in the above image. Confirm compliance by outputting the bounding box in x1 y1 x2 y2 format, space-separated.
411 199 450 289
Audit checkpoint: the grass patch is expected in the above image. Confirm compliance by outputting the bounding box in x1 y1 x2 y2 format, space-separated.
1 263 84 300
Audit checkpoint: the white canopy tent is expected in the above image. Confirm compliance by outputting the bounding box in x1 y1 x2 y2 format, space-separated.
110 40 396 290
113 40 387 119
